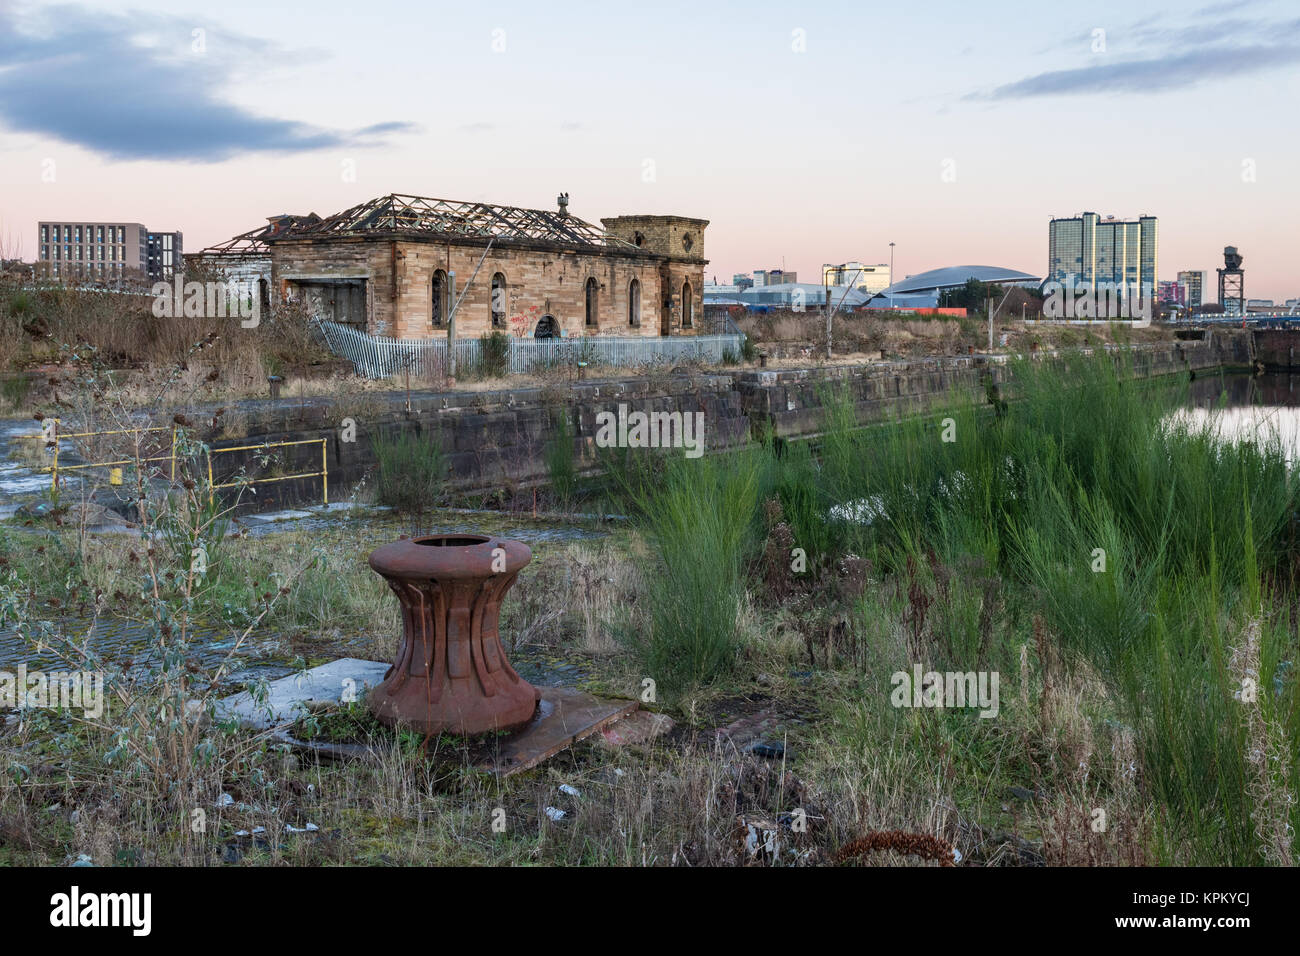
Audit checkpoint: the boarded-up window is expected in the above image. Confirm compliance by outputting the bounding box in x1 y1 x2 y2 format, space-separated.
585 277 598 328
491 272 507 329
431 270 448 327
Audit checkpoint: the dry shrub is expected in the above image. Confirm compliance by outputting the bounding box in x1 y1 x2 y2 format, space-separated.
1036 797 1150 866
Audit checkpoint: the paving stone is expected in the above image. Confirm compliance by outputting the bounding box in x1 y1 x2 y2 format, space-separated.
598 710 675 748
214 658 390 730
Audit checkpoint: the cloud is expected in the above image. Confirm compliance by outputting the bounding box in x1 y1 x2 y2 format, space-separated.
971 43 1300 100
0 4 418 162
979 3 1300 101
1194 0 1266 15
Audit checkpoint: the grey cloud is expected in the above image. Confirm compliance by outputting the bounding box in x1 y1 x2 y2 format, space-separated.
0 4 417 162
970 42 1300 99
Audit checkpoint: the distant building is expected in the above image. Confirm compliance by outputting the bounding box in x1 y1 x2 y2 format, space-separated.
753 268 797 286
1177 270 1206 308
704 282 871 311
869 265 1041 309
1048 212 1158 297
822 261 891 294
38 221 151 282
1218 246 1245 315
147 231 184 280
731 273 754 290
1158 281 1183 305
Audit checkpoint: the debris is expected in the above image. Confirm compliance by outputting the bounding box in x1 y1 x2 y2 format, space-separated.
747 740 785 760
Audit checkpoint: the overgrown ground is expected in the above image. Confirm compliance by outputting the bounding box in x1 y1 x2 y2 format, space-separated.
735 308 1180 360
1 352 1296 867
0 282 1192 423
0 283 742 419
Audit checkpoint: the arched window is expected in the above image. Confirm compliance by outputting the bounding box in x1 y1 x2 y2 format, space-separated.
431 270 448 327
681 280 693 328
628 278 641 327
534 314 559 338
490 272 507 329
585 277 599 329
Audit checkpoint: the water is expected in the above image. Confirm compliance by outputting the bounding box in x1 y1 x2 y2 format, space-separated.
0 418 86 499
1176 372 1300 461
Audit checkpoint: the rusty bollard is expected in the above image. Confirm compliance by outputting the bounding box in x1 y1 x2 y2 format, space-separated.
367 534 539 735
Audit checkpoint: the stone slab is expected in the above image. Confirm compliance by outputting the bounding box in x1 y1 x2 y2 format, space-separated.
598 709 675 748
215 658 390 730
242 509 316 523
477 687 638 777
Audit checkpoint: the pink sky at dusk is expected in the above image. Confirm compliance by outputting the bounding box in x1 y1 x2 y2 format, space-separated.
1 0 1297 299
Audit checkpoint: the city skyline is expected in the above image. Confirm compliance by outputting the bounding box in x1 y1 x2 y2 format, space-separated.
1 0 1297 298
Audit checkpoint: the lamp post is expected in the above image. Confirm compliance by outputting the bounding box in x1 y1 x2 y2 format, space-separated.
889 242 896 310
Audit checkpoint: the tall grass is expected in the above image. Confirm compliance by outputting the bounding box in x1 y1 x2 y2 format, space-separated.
544 406 578 506
617 451 761 693
611 351 1300 863
478 330 509 378
371 428 446 530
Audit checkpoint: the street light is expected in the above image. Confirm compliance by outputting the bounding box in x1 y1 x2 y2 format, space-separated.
889 242 896 310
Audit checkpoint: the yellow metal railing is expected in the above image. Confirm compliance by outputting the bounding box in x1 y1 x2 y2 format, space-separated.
206 438 329 507
14 421 328 507
14 420 176 489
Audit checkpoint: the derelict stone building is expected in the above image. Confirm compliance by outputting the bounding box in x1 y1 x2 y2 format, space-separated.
193 193 708 340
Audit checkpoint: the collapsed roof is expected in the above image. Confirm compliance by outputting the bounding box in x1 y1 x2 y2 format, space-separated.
198 194 640 255
195 214 321 256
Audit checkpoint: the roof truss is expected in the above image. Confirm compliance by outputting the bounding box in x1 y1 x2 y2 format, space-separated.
294 194 638 249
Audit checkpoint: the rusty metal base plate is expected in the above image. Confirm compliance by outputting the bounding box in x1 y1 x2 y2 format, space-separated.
271 685 638 777
476 687 638 777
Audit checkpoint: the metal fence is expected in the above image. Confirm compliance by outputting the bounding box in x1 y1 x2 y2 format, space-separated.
313 319 745 379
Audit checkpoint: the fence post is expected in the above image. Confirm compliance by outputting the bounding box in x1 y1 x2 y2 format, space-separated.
321 439 328 506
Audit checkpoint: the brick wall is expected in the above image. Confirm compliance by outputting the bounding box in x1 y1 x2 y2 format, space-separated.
272 236 708 341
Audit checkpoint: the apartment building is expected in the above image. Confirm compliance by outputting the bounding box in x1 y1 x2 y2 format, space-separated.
37 220 181 282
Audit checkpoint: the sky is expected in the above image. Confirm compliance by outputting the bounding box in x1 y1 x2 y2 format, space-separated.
0 0 1297 299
